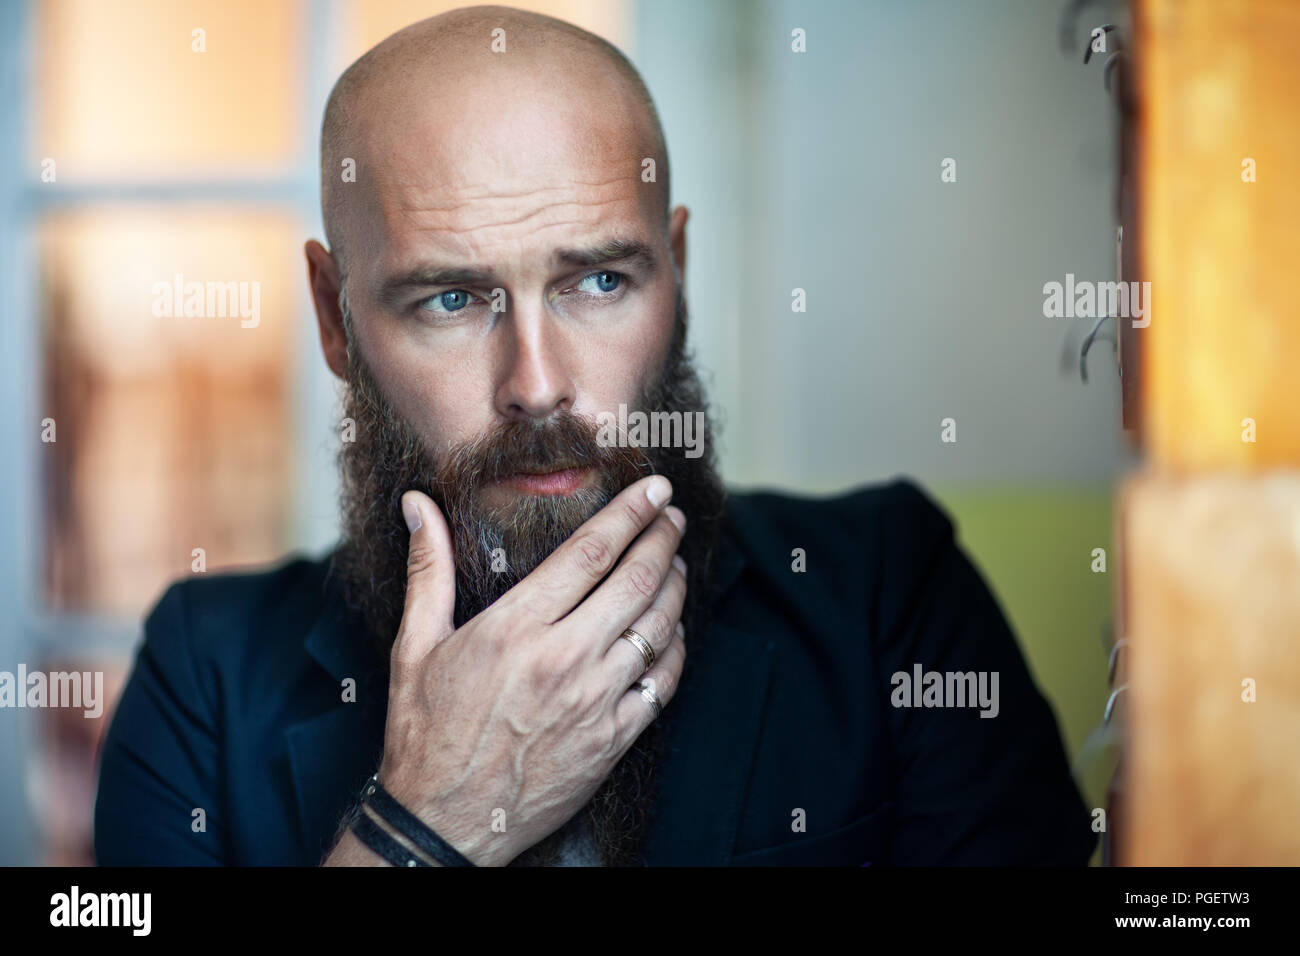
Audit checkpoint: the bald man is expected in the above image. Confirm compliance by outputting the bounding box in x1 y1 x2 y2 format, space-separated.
94 6 1095 867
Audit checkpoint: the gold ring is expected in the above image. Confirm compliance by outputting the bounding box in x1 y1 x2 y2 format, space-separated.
619 628 655 671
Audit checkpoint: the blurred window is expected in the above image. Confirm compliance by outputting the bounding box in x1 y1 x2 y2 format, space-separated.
22 0 628 868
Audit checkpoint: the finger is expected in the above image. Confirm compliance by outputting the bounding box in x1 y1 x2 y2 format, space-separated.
614 631 685 743
520 474 673 623
567 506 684 643
598 556 686 690
391 489 457 667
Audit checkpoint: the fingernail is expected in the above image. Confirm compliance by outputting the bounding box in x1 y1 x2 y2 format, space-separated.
402 494 422 533
672 554 687 576
665 506 686 533
645 476 672 509
676 622 685 640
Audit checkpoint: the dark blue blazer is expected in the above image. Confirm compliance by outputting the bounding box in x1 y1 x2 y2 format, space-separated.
93 479 1096 866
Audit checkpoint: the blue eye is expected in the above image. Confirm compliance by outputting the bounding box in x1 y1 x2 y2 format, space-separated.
577 271 622 294
420 290 473 314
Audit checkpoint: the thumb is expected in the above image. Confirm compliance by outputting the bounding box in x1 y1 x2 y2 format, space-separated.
394 489 456 661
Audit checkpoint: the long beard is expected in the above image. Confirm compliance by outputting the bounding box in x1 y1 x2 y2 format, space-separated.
331 288 726 866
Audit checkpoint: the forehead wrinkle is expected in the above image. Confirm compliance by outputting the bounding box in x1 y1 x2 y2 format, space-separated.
394 177 640 227
381 221 640 289
385 175 635 214
375 176 643 264
395 196 634 237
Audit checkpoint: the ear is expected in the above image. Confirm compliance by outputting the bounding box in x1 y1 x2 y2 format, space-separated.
305 239 348 380
668 205 689 286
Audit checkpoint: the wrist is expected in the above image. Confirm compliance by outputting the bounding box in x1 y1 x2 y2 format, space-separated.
366 772 497 867
363 806 445 866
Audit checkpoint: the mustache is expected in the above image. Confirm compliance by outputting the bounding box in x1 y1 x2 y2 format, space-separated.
437 411 649 490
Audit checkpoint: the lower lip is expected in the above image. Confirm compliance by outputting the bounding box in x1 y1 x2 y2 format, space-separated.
500 468 590 496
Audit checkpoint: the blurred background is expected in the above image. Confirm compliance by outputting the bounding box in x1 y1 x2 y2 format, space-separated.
0 0 1133 865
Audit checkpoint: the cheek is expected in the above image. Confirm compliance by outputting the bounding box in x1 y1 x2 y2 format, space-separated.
574 291 676 413
360 324 495 452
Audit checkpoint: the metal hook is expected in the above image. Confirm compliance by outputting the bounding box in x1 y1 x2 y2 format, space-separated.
1103 684 1128 726
1080 314 1117 383
1083 24 1123 64
1108 639 1128 686
1103 50 1127 92
1059 0 1110 54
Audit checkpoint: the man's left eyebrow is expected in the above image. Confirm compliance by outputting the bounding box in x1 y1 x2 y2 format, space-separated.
555 239 657 272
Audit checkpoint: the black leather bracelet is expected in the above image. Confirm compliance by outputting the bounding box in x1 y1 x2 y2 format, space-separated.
350 808 432 867
361 773 477 867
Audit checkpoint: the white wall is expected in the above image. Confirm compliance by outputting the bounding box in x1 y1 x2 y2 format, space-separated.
635 0 1134 490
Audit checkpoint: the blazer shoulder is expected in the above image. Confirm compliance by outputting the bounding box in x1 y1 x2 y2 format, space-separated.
140 552 335 667
724 476 955 571
720 478 959 637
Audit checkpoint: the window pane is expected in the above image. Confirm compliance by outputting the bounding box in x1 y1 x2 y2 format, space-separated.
39 207 301 616
33 0 300 181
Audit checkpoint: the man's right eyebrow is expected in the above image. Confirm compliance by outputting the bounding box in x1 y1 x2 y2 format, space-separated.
378 266 497 307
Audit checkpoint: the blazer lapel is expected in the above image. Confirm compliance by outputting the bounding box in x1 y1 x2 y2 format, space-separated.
641 525 773 865
641 619 775 865
287 584 388 860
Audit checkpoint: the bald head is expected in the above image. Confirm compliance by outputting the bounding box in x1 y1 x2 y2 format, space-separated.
320 4 670 280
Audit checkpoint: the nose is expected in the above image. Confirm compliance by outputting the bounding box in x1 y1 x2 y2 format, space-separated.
493 301 577 421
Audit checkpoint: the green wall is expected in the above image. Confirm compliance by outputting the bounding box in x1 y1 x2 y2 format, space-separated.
931 485 1118 865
